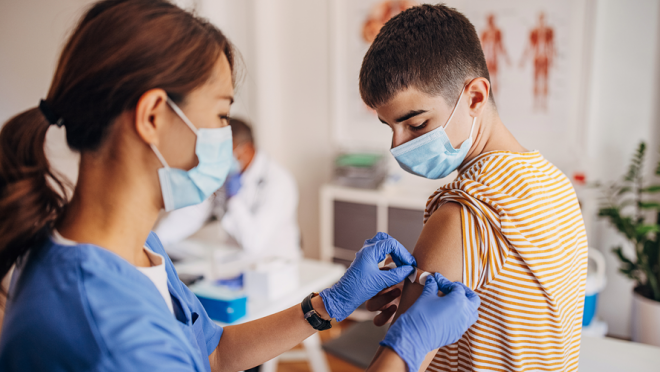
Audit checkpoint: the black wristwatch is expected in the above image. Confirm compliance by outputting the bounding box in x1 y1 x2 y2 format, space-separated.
301 292 332 331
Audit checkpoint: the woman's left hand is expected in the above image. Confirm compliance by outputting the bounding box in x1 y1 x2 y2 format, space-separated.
320 232 416 322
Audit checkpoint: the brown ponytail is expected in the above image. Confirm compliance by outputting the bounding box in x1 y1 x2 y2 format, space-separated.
0 108 70 285
0 0 235 288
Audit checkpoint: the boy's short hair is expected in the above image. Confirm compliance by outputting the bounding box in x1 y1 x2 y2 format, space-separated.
359 4 490 108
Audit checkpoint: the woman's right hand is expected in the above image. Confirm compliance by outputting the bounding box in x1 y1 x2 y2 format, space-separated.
379 273 480 372
319 232 416 322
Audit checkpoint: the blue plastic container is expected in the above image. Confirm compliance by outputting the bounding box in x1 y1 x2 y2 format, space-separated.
582 249 606 327
189 281 248 324
583 293 598 326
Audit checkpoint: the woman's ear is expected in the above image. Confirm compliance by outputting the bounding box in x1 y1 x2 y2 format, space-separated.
466 77 490 118
134 89 169 146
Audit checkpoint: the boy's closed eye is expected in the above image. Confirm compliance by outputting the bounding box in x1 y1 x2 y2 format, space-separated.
410 120 428 131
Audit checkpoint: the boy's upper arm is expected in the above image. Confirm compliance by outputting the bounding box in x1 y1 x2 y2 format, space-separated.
393 201 463 322
387 202 464 371
413 202 463 282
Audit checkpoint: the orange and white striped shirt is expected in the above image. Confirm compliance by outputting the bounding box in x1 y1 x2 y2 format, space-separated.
424 151 588 372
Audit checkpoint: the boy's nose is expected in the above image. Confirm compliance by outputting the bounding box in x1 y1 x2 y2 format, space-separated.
391 129 412 149
392 128 410 148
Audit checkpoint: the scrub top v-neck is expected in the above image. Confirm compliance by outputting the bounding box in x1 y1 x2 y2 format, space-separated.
51 230 175 314
0 231 223 372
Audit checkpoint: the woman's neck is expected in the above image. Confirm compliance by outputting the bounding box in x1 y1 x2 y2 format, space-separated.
57 151 161 267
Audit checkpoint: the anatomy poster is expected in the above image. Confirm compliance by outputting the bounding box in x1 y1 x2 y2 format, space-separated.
332 0 593 172
332 0 419 151
461 0 594 173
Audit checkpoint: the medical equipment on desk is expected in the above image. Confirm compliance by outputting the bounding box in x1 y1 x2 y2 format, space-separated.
189 280 248 323
207 252 300 301
244 258 299 301
333 152 388 189
182 254 300 323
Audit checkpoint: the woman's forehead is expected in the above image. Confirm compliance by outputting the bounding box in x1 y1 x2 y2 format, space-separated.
209 54 234 94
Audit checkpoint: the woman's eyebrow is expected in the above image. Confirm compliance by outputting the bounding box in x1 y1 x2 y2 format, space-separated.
218 95 234 104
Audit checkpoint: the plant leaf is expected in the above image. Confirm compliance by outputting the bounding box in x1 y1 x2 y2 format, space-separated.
636 224 660 236
625 142 646 182
639 202 660 210
616 186 633 195
599 208 637 241
613 246 636 266
642 185 660 193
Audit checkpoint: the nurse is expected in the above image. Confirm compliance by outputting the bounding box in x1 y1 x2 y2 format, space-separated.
0 1 479 372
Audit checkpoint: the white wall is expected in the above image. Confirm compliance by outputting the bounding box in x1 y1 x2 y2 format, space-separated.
0 0 96 184
0 0 89 122
583 0 660 338
275 0 335 260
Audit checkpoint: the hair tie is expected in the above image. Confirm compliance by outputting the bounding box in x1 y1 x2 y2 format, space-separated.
39 99 64 127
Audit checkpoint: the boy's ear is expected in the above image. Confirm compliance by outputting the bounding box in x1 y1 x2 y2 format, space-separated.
466 78 491 117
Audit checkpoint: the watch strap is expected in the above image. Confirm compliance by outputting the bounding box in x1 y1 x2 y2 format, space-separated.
302 292 332 331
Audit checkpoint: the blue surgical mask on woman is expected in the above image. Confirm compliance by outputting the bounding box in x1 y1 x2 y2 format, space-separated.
390 85 476 180
150 98 233 212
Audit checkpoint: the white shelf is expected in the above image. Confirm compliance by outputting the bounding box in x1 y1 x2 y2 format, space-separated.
319 180 452 262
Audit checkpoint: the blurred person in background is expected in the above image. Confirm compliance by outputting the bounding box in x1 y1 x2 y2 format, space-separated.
154 117 301 261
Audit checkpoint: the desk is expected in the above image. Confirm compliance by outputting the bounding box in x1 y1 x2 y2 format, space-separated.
175 255 345 372
579 336 660 371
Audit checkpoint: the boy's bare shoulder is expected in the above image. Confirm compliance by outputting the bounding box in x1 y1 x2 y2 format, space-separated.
414 202 463 282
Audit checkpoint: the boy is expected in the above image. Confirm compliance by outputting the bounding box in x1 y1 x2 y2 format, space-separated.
361 5 588 371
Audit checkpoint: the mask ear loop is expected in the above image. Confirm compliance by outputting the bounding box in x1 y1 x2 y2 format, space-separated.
166 97 199 135
150 144 170 168
443 85 468 130
151 97 200 168
468 116 477 139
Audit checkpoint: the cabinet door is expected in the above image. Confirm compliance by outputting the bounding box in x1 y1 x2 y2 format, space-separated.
333 201 377 263
387 207 424 253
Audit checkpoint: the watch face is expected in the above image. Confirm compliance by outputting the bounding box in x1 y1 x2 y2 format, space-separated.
319 320 332 331
302 292 331 330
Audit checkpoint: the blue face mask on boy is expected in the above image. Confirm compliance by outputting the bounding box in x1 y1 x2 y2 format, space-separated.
390 85 476 180
151 98 233 212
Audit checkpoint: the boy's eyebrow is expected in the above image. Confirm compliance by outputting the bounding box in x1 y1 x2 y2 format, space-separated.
395 110 427 123
377 109 428 125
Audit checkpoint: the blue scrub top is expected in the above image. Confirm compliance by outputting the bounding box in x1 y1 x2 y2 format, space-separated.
0 232 223 371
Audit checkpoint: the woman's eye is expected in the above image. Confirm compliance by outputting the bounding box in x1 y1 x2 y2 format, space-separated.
410 121 428 131
219 115 230 124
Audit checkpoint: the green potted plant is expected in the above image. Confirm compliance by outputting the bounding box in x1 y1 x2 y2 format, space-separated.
597 142 660 346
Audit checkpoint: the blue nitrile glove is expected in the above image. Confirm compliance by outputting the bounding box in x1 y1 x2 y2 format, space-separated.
320 232 416 322
380 273 481 372
225 172 242 198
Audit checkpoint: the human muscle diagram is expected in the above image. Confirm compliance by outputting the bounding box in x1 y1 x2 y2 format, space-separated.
465 0 587 176
519 13 556 112
480 14 510 95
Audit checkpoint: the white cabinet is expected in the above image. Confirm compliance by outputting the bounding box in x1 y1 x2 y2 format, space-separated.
319 183 442 265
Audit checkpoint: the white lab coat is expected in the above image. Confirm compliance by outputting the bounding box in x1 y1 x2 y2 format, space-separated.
154 152 301 260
